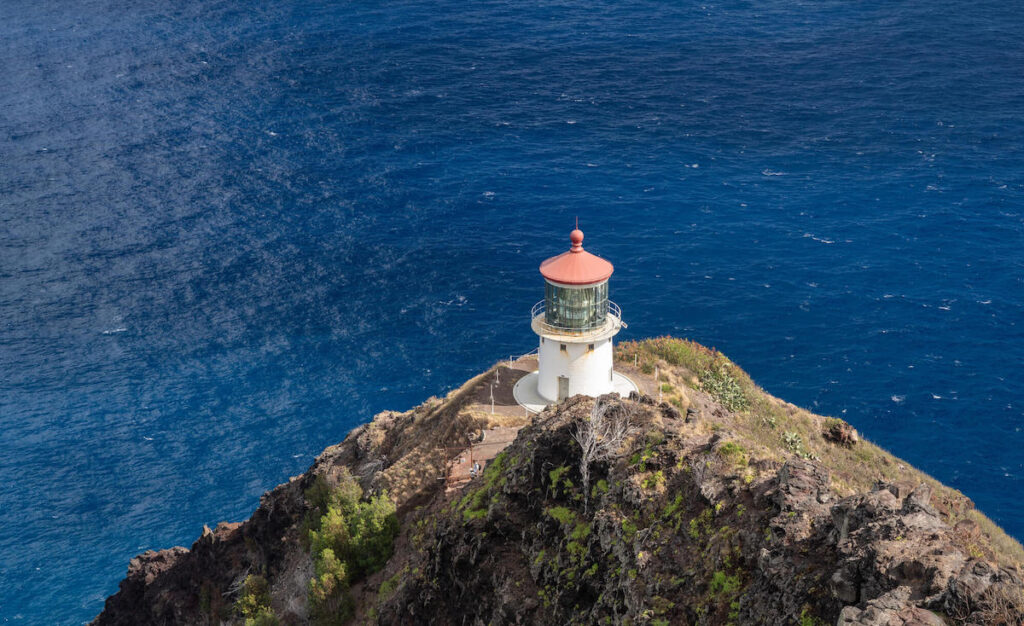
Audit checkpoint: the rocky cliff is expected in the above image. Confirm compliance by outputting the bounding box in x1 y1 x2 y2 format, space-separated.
94 338 1024 625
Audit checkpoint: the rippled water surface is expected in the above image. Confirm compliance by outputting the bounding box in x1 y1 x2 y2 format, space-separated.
2 0 1023 621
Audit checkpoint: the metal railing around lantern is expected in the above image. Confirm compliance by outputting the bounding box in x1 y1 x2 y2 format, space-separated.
530 299 624 336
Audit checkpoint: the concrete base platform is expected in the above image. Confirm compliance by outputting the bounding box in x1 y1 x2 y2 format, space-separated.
512 370 639 414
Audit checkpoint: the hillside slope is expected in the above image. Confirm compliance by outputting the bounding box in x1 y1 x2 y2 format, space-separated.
94 338 1024 625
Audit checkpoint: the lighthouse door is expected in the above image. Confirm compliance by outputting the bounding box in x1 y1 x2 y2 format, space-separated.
557 376 570 401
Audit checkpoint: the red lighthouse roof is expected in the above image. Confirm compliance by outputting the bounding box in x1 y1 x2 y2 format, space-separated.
539 228 614 285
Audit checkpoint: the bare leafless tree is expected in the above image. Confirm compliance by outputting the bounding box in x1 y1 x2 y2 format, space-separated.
573 398 634 512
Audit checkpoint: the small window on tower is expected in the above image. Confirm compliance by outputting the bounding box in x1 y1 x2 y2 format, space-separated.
610 367 613 381
588 343 594 352
560 344 567 354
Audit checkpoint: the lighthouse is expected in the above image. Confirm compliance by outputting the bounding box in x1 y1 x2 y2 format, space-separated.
514 227 637 411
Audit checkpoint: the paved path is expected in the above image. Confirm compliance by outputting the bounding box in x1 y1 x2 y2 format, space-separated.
445 354 661 492
445 426 520 491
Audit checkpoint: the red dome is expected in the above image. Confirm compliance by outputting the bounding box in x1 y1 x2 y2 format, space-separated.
539 229 614 285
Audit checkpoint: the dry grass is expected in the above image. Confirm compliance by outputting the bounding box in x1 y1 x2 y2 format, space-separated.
465 408 532 430
620 337 1024 568
348 365 514 507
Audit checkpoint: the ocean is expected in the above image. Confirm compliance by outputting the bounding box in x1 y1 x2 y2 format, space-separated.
1 0 1022 621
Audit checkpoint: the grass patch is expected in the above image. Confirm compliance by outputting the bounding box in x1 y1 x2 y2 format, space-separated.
642 470 666 490
689 508 713 540
627 337 717 372
613 339 1024 570
717 441 748 467
546 506 577 526
377 566 407 603
799 605 826 626
710 570 741 596
622 517 639 540
571 522 592 541
621 337 753 411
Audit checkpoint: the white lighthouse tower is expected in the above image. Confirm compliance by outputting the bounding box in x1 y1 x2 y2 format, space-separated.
514 227 637 411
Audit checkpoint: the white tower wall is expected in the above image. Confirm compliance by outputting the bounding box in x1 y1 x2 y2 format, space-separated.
537 336 615 402
522 229 631 409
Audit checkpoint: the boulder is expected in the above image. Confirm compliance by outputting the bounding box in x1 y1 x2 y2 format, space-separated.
838 586 945 625
824 418 859 447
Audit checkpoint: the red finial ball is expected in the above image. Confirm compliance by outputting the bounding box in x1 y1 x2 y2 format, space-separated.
570 228 584 251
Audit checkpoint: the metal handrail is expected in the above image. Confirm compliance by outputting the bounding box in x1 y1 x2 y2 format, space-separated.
530 299 623 334
509 347 539 363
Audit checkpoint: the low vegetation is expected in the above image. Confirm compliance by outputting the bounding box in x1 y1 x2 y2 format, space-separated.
235 574 278 626
304 472 399 625
572 398 634 510
619 336 1024 566
97 336 1024 626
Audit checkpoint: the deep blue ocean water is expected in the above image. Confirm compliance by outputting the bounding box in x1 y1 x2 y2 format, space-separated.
2 0 1022 621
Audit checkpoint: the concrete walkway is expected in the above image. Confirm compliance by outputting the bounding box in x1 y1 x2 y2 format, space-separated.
446 354 653 492
445 426 521 492
512 370 639 414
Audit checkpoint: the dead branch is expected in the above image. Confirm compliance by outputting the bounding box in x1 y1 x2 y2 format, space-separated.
573 398 635 512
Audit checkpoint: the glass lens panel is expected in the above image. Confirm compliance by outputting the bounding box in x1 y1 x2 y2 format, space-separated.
544 282 608 330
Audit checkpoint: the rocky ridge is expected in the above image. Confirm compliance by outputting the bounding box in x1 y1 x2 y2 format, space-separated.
94 338 1024 625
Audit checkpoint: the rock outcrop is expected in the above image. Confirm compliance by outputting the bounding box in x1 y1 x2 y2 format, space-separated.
94 339 1024 625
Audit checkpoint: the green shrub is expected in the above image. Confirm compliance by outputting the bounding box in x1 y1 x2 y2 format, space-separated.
346 495 401 577
248 611 280 626
710 570 741 595
700 364 749 412
309 548 347 614
460 487 489 521
631 433 660 472
799 605 826 626
689 508 713 540
549 465 569 486
717 441 748 466
823 417 845 430
642 470 666 490
310 506 352 561
548 464 574 495
664 493 685 524
236 575 279 626
622 517 638 540
782 431 815 459
546 506 576 526
305 472 399 625
377 567 406 603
